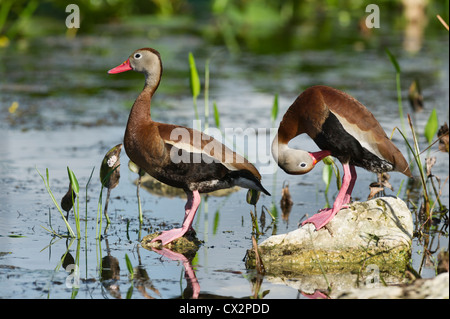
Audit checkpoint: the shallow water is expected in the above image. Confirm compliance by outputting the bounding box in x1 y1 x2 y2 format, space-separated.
0 18 448 299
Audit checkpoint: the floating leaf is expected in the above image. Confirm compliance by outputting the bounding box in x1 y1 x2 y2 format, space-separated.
424 108 438 145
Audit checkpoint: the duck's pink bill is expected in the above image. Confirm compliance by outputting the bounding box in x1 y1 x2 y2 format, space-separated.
108 59 132 74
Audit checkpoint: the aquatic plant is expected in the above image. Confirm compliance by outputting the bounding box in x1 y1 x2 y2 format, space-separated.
188 52 201 124
37 166 94 239
36 167 75 237
125 253 134 280
67 167 81 239
386 48 406 134
0 0 39 45
60 183 76 222
129 160 146 225
321 156 342 208
99 144 122 225
424 109 439 145
385 45 448 249
270 93 278 125
392 110 448 260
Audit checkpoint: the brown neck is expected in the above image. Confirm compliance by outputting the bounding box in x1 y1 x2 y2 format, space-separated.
127 85 154 127
127 60 163 126
132 64 162 120
277 114 300 145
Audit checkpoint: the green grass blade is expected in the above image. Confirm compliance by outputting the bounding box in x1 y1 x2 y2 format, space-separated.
188 52 201 121
67 167 80 195
85 167 95 239
271 94 279 123
213 102 220 128
36 167 75 237
204 58 210 130
95 186 104 239
213 210 220 235
188 52 201 99
385 48 401 73
386 47 407 140
322 163 333 194
67 167 81 238
125 254 134 279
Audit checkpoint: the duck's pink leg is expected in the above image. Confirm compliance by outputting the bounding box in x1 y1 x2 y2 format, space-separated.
151 190 201 245
184 193 197 232
302 163 354 230
317 165 356 213
343 165 356 205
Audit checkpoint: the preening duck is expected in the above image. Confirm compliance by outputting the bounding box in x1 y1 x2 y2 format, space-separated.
272 85 412 230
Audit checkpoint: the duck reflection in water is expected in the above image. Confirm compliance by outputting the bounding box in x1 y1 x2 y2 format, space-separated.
151 247 200 299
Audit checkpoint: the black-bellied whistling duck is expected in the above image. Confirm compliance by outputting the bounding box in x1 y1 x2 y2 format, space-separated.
272 85 412 230
108 48 270 245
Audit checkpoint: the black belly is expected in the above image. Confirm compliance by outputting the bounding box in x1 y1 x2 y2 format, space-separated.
147 144 255 193
313 112 394 173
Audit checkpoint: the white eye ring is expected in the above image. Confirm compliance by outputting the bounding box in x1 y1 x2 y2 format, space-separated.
134 53 142 59
299 162 307 168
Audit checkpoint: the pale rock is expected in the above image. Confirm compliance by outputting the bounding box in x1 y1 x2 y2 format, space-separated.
255 196 413 275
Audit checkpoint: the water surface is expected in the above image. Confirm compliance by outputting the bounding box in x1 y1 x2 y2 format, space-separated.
0 18 448 299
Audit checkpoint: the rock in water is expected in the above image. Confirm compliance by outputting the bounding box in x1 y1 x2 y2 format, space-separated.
249 197 413 276
141 230 202 258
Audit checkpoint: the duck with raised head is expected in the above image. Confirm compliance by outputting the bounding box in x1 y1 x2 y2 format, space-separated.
108 48 270 245
272 85 412 230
